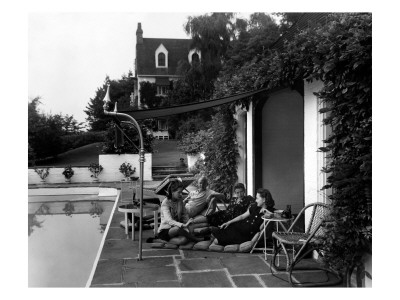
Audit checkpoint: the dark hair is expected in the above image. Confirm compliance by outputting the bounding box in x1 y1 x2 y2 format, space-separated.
198 176 208 185
234 183 245 191
167 180 184 198
256 188 275 208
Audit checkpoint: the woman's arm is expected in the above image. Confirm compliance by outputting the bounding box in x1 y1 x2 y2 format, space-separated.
220 209 250 229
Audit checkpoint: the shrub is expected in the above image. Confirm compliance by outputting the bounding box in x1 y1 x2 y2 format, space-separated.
202 108 239 196
102 122 154 154
177 130 209 155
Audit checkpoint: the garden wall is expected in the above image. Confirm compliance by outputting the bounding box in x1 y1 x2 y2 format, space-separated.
28 154 153 184
28 167 97 184
99 154 152 181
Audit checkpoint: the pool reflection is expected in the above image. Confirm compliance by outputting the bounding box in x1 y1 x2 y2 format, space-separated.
28 201 113 287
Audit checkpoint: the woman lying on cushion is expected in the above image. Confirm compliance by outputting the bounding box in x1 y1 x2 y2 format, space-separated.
206 183 255 227
211 188 275 246
156 179 203 244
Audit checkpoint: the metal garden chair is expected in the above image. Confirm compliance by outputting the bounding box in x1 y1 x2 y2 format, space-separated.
271 202 342 287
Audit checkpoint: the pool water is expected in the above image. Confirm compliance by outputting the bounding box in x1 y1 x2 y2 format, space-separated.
28 189 116 287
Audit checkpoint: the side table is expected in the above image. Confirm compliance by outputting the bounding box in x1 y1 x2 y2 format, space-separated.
118 204 159 240
251 216 293 262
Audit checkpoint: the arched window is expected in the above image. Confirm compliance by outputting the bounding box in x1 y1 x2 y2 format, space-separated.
158 53 166 67
192 53 199 63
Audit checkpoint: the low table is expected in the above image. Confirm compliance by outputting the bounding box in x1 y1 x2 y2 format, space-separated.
118 204 159 240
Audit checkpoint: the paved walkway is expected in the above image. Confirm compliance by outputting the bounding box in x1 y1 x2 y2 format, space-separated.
89 183 342 288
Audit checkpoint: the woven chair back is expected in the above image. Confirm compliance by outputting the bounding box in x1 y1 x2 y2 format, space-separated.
305 202 329 237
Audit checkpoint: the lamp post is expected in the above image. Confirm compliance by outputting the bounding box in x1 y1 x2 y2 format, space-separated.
103 83 145 260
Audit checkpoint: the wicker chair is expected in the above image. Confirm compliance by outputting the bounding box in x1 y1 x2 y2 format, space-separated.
271 202 342 287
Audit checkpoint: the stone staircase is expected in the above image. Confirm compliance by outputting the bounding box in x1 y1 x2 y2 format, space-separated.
152 165 193 181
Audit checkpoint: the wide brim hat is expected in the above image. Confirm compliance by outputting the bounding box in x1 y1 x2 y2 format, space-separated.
154 174 197 196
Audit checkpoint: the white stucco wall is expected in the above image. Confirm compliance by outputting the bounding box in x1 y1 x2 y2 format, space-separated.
29 154 153 184
28 167 98 184
235 108 248 190
304 80 325 207
99 154 152 181
246 101 254 195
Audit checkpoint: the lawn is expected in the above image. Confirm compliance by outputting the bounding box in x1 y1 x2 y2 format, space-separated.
35 140 187 167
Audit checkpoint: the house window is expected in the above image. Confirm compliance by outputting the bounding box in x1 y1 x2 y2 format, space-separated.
188 48 201 64
157 86 168 96
192 53 199 63
158 53 166 67
155 44 168 68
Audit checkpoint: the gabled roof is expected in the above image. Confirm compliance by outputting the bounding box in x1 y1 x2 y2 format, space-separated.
136 38 192 76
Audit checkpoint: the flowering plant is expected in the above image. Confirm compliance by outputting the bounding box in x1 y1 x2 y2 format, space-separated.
88 163 103 178
119 162 136 178
34 167 50 180
62 165 75 179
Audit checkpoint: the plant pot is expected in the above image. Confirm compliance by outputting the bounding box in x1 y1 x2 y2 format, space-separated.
40 179 46 183
65 178 71 183
92 177 99 182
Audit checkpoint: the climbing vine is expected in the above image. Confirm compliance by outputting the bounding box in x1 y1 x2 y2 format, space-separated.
213 13 372 281
202 106 239 196
276 13 372 281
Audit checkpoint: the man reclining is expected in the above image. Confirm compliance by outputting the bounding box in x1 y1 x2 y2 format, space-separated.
183 176 225 218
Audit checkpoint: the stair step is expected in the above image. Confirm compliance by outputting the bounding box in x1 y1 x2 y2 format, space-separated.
153 170 189 175
152 166 187 171
152 173 194 180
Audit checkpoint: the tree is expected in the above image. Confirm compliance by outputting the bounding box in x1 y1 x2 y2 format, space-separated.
184 13 238 98
139 81 164 109
28 97 88 163
102 122 154 154
273 13 304 34
62 114 85 135
85 72 135 131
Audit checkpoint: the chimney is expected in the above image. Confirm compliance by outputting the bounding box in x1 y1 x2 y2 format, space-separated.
136 22 143 44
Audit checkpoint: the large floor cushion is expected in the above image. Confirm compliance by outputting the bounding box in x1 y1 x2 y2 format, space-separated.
149 231 263 253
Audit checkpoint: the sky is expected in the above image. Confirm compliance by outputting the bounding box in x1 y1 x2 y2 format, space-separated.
29 11 256 127
28 12 204 126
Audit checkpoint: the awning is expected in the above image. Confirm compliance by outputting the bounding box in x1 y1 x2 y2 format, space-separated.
119 87 268 120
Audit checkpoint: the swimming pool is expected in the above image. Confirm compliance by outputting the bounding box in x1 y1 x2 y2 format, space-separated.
28 187 119 287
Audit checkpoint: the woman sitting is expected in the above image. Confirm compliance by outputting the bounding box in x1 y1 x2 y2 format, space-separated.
206 183 254 227
156 179 203 244
211 188 275 246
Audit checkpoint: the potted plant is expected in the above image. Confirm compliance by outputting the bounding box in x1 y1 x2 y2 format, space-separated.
34 167 50 183
62 165 74 183
88 163 103 182
119 162 136 181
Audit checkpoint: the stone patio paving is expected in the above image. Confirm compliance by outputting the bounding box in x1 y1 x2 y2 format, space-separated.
88 182 342 288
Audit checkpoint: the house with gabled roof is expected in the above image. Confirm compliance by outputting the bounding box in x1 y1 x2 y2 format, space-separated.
133 23 200 139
